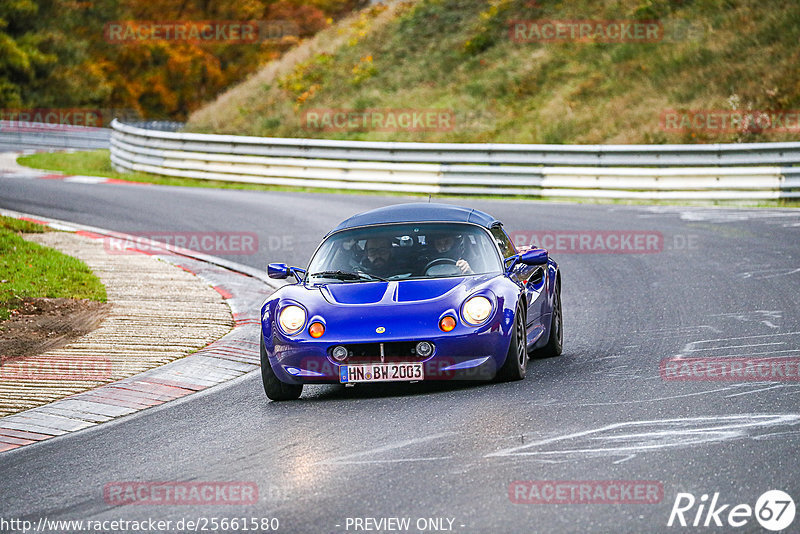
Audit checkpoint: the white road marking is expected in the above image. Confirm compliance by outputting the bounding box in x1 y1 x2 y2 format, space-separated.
708 310 782 319
725 384 799 398
715 348 800 358
687 331 799 345
315 456 453 465
677 331 800 358
485 414 800 459
689 341 784 352
634 325 720 335
574 386 737 407
638 206 800 225
739 268 800 280
760 268 800 279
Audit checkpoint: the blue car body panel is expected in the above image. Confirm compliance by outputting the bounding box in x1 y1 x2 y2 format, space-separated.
261 203 559 385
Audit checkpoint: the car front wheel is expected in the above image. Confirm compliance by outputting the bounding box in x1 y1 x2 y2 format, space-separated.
497 304 528 381
260 336 303 401
537 279 563 358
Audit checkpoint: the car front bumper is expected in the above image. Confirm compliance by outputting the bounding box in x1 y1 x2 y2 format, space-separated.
265 330 509 385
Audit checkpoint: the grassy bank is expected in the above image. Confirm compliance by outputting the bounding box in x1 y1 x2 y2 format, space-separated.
0 216 106 321
186 0 800 145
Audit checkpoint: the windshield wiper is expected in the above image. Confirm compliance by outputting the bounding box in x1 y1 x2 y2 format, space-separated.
308 270 387 282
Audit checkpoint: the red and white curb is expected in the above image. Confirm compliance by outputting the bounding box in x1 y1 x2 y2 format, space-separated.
0 151 151 186
0 210 279 453
1 170 151 186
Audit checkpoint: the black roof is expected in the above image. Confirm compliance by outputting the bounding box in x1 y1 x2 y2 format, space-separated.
328 203 500 235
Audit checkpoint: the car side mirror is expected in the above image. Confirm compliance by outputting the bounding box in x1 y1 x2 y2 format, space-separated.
267 263 290 279
519 248 548 266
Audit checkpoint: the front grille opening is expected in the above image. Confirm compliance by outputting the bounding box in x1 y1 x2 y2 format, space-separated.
329 341 430 363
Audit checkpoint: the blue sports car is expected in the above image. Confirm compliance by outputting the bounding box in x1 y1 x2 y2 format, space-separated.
260 203 562 400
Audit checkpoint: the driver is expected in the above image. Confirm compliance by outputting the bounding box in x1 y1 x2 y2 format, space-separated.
360 238 395 277
430 233 473 275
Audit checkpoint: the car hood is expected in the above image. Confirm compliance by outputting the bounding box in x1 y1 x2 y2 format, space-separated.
318 276 475 305
316 274 496 305
267 273 508 342
274 273 499 310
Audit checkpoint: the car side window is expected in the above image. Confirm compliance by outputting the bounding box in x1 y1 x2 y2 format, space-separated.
490 226 516 259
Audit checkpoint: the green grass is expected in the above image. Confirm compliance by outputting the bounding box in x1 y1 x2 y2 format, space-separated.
186 0 800 145
18 150 159 184
0 216 107 321
16 150 800 208
0 217 50 234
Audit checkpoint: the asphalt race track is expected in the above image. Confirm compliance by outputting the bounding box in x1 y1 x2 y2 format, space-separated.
1 170 800 533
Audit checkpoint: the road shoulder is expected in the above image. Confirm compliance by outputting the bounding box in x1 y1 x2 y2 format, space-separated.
0 211 277 452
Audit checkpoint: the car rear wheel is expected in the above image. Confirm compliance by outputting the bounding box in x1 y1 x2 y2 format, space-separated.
260 336 303 401
497 304 528 381
536 279 563 358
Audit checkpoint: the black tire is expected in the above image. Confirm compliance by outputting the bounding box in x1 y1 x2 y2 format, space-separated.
260 335 302 401
536 280 563 358
497 304 528 381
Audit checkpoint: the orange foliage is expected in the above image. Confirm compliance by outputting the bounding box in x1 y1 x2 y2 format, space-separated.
61 0 364 120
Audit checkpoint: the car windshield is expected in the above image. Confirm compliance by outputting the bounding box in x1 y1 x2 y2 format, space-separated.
306 222 503 283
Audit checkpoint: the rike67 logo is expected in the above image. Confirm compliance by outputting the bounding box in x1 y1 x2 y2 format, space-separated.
668 490 795 531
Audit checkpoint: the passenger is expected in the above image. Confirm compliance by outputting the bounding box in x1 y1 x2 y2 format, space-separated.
360 238 395 277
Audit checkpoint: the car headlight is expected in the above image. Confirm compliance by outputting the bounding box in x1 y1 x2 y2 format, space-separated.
279 305 306 335
462 296 493 326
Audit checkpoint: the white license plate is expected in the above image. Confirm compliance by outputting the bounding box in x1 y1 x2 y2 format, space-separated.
340 363 424 383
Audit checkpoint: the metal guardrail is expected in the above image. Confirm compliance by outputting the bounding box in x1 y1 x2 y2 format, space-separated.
0 121 111 151
110 120 800 199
